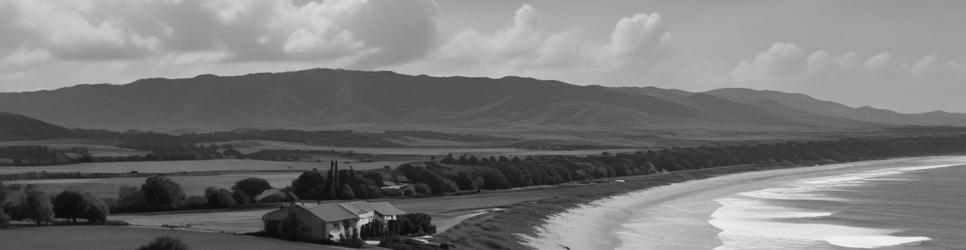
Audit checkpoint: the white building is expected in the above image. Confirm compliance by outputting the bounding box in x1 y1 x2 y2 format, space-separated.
261 201 406 241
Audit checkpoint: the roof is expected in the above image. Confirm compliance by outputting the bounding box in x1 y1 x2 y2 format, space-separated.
367 202 407 216
262 201 407 222
339 201 407 216
261 208 289 221
304 203 360 222
338 201 373 215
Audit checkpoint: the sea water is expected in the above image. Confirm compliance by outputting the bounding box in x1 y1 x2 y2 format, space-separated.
522 156 966 250
709 160 966 249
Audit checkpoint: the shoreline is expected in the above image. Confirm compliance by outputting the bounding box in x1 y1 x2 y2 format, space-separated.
435 156 963 249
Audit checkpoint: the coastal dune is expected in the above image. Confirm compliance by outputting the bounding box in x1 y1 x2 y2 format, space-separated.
520 156 966 250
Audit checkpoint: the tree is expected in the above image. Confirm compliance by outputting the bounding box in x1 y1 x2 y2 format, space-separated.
391 213 436 236
0 207 9 227
233 177 272 200
137 235 188 250
52 190 108 224
339 184 355 200
53 190 85 223
117 185 145 211
141 176 185 210
0 181 7 203
21 189 54 226
204 187 235 208
291 171 325 200
0 182 8 227
82 193 108 224
363 172 384 187
232 189 251 205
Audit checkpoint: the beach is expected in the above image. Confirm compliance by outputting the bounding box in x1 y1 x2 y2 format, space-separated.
518 156 966 250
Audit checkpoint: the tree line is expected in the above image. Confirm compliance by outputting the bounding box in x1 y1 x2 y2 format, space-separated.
0 182 109 227
395 135 966 194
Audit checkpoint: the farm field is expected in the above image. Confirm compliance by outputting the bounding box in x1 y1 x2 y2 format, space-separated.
113 186 559 235
213 139 638 156
0 139 148 157
5 172 301 198
0 225 355 250
0 159 412 175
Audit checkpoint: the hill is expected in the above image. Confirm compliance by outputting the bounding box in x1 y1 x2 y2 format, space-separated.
705 88 966 126
1 68 965 135
0 111 72 141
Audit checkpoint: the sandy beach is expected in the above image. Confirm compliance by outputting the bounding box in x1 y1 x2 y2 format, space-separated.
519 156 966 250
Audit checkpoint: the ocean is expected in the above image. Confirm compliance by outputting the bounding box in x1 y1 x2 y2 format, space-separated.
710 158 966 249
521 156 966 250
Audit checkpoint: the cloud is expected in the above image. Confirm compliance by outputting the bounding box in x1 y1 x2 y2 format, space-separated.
407 4 672 81
0 0 439 67
731 42 966 86
727 42 966 112
606 12 672 63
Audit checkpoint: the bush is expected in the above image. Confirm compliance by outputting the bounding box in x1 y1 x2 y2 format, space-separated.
232 189 251 205
117 185 146 211
339 184 355 200
136 235 188 250
412 183 431 195
182 196 207 210
2 201 23 221
233 177 272 199
204 187 235 208
390 213 435 236
141 176 185 210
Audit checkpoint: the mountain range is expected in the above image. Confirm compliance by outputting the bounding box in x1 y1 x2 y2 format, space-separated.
0 68 963 134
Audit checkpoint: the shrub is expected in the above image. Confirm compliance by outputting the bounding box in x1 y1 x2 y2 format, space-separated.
204 187 235 208
339 184 355 200
182 196 207 210
390 213 435 236
136 235 188 250
2 201 23 221
117 185 146 211
233 177 272 199
232 189 251 205
412 183 431 195
141 176 185 210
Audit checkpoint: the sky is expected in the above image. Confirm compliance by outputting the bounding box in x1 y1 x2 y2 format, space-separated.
0 0 964 113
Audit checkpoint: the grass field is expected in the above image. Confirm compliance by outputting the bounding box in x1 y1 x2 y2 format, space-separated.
112 190 552 235
0 159 414 175
5 172 304 198
0 225 355 250
212 139 638 156
0 139 148 157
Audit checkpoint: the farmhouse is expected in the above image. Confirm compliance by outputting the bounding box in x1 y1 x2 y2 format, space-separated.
261 201 406 241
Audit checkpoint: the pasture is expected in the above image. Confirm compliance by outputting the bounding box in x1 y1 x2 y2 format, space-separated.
0 225 352 250
0 159 412 175
0 138 148 157
210 139 637 156
5 172 302 198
